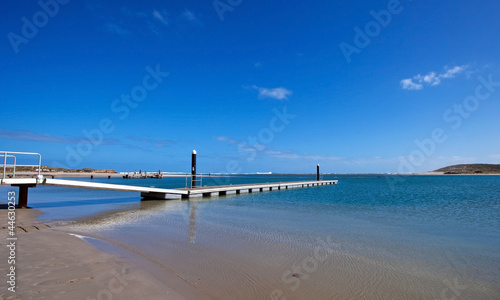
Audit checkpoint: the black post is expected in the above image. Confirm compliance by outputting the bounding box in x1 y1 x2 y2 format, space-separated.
191 150 197 188
316 164 320 181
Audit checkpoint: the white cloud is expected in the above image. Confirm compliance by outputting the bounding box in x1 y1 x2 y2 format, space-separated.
213 135 341 161
441 65 465 78
265 150 341 161
152 9 169 26
422 72 441 86
213 136 240 144
96 7 203 37
0 129 121 146
0 129 78 143
105 23 129 36
126 136 174 148
400 78 423 90
252 86 293 100
181 10 201 24
400 65 468 90
120 7 147 18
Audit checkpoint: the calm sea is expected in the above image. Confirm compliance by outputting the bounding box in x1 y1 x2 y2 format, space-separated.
3 175 499 299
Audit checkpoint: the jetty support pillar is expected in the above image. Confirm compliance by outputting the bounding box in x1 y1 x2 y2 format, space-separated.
12 184 36 208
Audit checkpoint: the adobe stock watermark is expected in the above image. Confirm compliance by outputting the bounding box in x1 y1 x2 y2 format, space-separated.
238 106 296 162
213 0 243 22
7 0 71 54
270 236 340 300
386 74 500 190
6 190 17 293
213 106 295 185
86 267 134 300
436 278 467 300
339 0 404 63
52 65 168 169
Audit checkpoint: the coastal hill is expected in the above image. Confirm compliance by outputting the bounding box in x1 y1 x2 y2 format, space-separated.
433 164 500 174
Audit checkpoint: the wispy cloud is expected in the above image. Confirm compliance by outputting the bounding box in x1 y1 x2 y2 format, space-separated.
264 150 341 161
213 135 270 152
252 86 293 100
126 136 174 148
0 129 79 143
105 23 129 37
152 9 169 26
91 6 202 37
441 66 465 78
0 129 120 146
213 135 339 161
181 9 202 25
400 65 468 90
400 78 423 90
120 7 148 18
213 136 240 144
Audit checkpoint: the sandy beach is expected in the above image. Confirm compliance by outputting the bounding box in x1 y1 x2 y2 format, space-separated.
0 206 210 300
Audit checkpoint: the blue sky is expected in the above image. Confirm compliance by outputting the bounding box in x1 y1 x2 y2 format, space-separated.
1 0 499 173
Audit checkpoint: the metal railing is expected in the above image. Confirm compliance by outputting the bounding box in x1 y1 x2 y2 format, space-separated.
185 175 203 188
1 151 42 181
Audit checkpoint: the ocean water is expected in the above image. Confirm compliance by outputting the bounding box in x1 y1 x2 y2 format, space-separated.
3 175 499 299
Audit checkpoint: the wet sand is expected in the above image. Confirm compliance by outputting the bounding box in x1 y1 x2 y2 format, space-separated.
55 199 499 300
2 205 498 299
0 206 210 300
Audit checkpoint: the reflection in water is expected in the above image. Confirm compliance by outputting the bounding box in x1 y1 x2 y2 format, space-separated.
139 199 166 211
189 201 197 243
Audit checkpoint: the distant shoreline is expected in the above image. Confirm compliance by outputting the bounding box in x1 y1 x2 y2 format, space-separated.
2 171 499 179
0 172 188 178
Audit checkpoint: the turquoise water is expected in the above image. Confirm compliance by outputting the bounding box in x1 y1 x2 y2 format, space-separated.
2 175 499 299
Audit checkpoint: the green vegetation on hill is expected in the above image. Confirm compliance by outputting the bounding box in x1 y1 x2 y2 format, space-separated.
433 164 500 174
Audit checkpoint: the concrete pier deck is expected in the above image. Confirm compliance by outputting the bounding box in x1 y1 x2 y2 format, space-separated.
1 177 337 205
174 180 338 199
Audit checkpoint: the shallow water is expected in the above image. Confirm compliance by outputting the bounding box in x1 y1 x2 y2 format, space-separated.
2 175 499 299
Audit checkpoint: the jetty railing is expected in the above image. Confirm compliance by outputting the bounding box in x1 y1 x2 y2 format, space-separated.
1 151 42 181
185 175 203 188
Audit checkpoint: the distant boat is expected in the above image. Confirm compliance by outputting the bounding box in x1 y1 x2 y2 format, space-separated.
256 172 272 175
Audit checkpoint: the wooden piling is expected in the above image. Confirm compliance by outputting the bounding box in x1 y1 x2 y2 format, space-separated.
12 184 36 208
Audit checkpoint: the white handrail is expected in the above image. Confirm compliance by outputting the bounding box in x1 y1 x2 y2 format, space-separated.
1 151 42 181
2 155 16 178
185 174 203 188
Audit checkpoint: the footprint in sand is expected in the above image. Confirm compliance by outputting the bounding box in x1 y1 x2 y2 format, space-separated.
35 276 94 286
55 276 94 284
